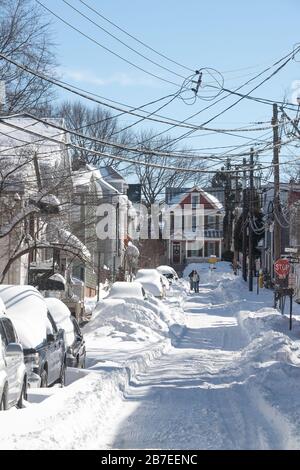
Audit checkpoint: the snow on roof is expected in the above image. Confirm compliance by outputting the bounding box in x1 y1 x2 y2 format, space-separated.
100 166 125 181
72 164 119 196
47 222 91 261
166 187 223 211
201 190 223 210
0 116 71 190
0 285 49 349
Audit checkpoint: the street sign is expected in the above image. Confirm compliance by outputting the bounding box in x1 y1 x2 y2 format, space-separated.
285 247 298 253
274 258 290 279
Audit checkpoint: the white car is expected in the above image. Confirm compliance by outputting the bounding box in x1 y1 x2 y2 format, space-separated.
135 269 166 298
107 281 147 301
156 265 179 283
0 299 27 410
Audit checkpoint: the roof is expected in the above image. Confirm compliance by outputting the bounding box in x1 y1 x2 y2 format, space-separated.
100 166 125 181
0 115 71 191
72 164 119 196
166 186 223 211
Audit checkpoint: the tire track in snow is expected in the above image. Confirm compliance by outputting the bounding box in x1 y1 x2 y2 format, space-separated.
108 275 292 449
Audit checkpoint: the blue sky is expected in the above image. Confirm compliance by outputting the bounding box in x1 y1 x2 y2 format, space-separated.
39 0 300 175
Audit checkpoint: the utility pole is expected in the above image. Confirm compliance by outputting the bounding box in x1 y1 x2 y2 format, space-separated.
242 157 247 282
97 251 101 302
248 148 254 292
272 103 281 268
224 158 232 252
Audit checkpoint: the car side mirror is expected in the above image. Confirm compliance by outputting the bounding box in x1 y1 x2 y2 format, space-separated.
47 333 55 343
6 343 23 356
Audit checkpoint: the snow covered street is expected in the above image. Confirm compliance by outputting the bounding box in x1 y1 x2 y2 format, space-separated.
1 263 300 449
101 266 300 450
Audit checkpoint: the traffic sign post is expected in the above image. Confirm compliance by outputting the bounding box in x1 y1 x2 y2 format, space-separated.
274 258 290 279
274 258 294 329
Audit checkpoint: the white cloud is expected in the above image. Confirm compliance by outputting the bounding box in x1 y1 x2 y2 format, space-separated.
60 68 157 88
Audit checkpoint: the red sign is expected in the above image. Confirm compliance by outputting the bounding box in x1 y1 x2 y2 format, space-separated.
274 258 290 278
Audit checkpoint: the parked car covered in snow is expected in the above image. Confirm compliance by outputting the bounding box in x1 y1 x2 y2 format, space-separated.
135 269 166 298
0 286 66 388
0 299 27 410
156 265 178 283
107 281 147 301
45 298 86 368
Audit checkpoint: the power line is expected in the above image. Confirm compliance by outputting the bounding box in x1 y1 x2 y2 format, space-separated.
1 117 299 174
36 0 184 89
62 0 187 80
78 0 194 74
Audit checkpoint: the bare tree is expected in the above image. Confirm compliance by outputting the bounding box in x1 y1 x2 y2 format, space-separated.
132 131 206 205
0 0 56 113
55 100 133 169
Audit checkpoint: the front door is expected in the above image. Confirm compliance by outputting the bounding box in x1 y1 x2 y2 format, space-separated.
172 242 181 264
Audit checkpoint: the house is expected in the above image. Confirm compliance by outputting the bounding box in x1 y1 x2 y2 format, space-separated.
0 115 73 285
71 163 136 293
164 187 224 269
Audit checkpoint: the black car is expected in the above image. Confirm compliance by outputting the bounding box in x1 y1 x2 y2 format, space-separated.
44 297 86 369
24 311 67 388
67 316 86 368
0 285 67 389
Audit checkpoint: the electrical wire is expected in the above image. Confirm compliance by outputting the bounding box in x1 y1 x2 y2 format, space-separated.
35 0 185 89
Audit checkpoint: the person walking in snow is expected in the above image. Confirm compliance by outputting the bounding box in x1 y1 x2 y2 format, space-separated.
189 270 195 291
192 270 200 293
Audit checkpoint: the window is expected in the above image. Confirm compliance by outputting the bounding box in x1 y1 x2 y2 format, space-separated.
207 242 216 257
187 242 203 258
192 215 197 232
191 194 199 208
0 320 8 347
207 215 215 230
2 318 16 344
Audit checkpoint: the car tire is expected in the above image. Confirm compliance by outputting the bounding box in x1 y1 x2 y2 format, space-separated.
59 364 66 387
0 384 8 411
17 378 27 409
40 369 48 388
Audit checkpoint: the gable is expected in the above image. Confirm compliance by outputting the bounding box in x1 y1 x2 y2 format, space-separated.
179 190 215 210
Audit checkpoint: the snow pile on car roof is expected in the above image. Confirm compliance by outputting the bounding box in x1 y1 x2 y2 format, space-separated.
107 282 145 301
157 265 177 276
83 293 170 346
0 285 50 349
135 269 163 297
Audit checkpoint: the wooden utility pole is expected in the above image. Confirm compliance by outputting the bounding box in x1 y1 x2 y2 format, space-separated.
248 148 254 292
272 103 281 266
97 251 101 302
242 157 247 282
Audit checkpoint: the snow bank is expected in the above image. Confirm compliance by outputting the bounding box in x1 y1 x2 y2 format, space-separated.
83 297 168 344
183 261 233 278
0 340 170 449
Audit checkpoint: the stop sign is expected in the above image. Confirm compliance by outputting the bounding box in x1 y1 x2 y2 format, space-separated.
274 258 290 278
